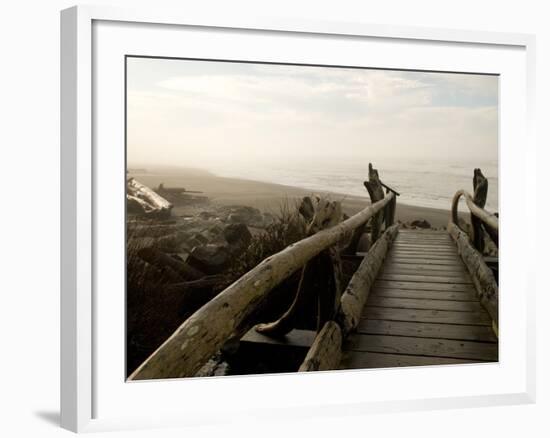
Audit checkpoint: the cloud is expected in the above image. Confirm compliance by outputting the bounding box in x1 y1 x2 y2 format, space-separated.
126 58 498 167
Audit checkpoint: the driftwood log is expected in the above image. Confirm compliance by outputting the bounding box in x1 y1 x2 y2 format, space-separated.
128 192 395 380
451 189 498 236
255 197 344 336
298 321 342 372
127 178 172 218
471 168 488 252
337 224 399 335
448 221 498 329
364 163 385 243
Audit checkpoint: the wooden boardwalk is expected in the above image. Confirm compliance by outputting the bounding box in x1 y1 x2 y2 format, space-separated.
340 229 498 369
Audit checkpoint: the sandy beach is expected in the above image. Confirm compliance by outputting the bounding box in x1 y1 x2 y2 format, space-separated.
130 166 455 229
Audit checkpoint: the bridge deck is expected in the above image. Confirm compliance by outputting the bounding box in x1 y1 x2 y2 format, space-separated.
340 229 498 369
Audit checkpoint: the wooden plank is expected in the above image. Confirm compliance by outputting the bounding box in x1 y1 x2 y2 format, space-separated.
363 307 492 325
345 334 498 361
376 273 473 284
373 288 477 302
397 236 450 240
389 253 461 260
340 351 480 369
392 246 455 252
367 296 484 312
240 328 316 348
375 280 475 292
381 268 469 278
386 257 465 267
393 243 456 249
390 250 460 257
357 319 498 342
382 262 468 273
399 231 449 236
390 251 459 256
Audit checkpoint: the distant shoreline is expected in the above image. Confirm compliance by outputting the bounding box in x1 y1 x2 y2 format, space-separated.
128 166 458 229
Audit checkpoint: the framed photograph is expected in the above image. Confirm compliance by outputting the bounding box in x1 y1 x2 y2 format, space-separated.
61 5 536 433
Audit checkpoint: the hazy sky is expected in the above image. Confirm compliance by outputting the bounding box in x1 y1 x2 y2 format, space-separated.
127 57 498 168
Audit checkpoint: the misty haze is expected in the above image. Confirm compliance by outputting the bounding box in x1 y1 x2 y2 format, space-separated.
126 57 499 380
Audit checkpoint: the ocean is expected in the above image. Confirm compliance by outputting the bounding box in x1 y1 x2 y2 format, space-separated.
206 157 499 213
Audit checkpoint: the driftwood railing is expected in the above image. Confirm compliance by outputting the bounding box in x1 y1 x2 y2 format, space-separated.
448 168 499 332
129 163 399 379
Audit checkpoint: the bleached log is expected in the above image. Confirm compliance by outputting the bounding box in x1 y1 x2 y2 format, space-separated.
127 178 172 217
298 321 342 372
448 221 498 328
128 192 395 380
337 224 399 335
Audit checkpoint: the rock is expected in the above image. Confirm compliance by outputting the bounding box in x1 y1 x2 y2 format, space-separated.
187 244 231 275
222 205 262 225
193 233 209 245
410 219 431 229
199 211 216 220
223 223 252 246
227 213 246 223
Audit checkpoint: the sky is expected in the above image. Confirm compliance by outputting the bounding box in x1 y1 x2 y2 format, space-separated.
126 57 498 169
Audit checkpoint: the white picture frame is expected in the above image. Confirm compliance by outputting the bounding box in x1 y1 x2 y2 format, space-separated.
60 5 536 433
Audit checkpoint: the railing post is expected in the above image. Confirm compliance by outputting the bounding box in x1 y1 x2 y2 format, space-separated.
364 163 385 243
472 168 488 253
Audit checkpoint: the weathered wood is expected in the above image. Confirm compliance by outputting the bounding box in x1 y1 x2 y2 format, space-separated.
386 257 465 267
447 221 499 329
345 334 498 361
363 163 385 243
367 295 481 312
451 189 498 235
137 246 204 281
471 168 488 252
129 192 395 380
376 273 473 284
385 188 397 227
127 177 172 218
367 296 483 312
298 321 343 372
381 269 469 278
379 266 471 283
380 181 401 197
390 249 461 257
340 351 480 369
240 328 316 349
382 263 468 273
363 307 492 325
337 224 399 335
373 288 477 301
375 280 475 292
356 319 497 342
